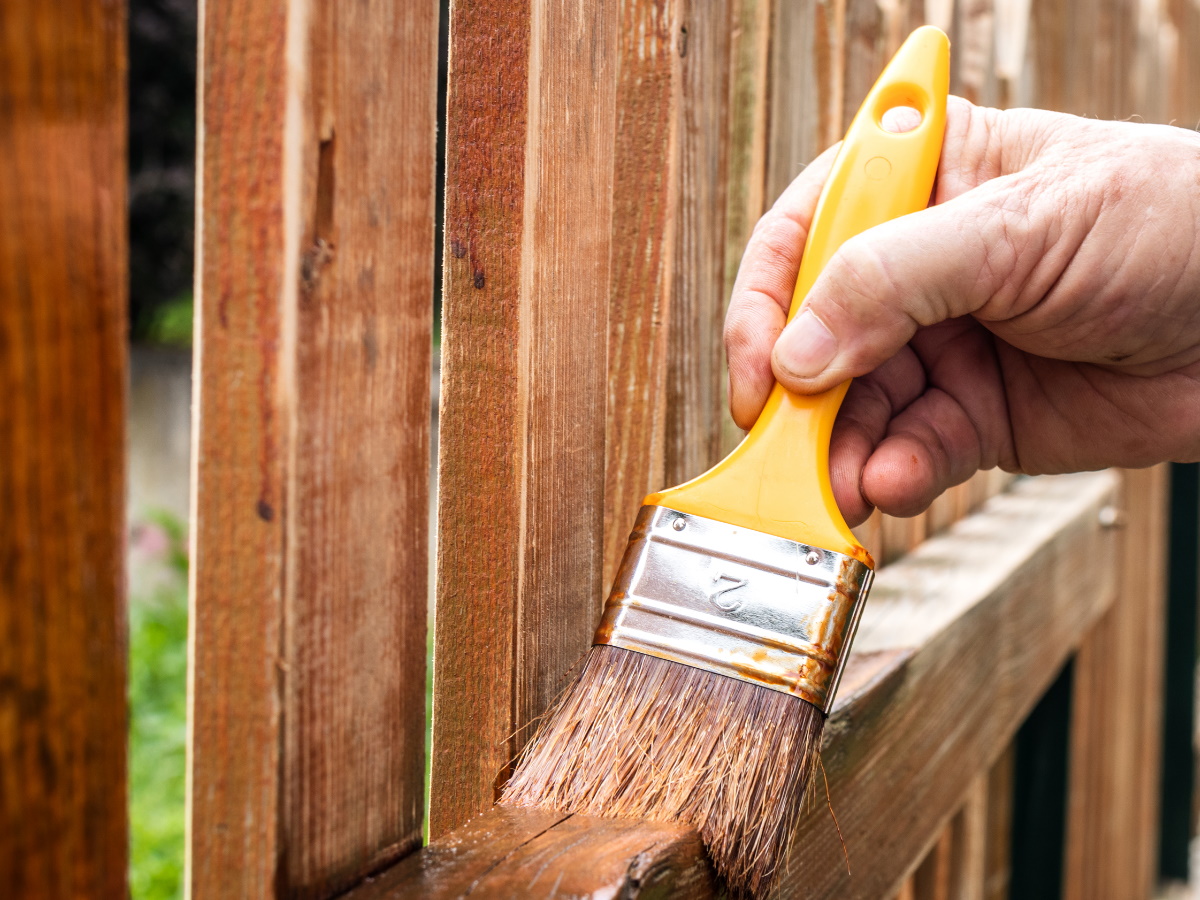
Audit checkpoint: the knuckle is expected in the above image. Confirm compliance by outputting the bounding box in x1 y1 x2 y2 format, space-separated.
821 236 900 319
747 212 804 270
723 301 763 354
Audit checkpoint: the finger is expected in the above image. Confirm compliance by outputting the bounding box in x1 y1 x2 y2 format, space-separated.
828 348 927 525
861 387 985 517
770 172 1049 396
725 144 841 428
770 95 1089 397
934 98 1066 202
859 321 1014 517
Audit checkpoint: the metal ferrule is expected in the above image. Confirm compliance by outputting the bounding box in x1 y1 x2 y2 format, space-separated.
594 505 873 711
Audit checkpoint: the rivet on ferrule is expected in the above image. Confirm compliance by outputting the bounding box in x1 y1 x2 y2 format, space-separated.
594 505 874 712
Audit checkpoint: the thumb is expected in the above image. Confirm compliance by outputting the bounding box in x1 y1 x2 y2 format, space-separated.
771 177 1034 394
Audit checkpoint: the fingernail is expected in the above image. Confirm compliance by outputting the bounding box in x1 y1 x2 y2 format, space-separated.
776 310 838 378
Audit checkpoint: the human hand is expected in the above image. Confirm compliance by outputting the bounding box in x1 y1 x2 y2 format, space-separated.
724 97 1200 526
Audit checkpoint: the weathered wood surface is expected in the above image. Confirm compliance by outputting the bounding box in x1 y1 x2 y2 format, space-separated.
666 0 736 484
948 775 988 900
189 2 437 896
912 828 952 900
766 0 845 202
1063 466 1168 900
0 1 128 896
781 472 1116 899
718 0 772 461
982 746 1015 900
431 0 619 837
366 472 1118 898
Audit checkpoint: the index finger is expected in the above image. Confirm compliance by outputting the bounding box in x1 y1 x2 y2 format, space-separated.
725 143 841 429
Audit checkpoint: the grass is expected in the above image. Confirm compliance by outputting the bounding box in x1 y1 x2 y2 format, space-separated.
128 511 189 900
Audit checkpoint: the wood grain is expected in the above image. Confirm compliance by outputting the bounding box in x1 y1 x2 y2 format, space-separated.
341 807 718 900
955 0 998 107
881 511 928 566
780 472 1118 899
765 0 845 224
1063 467 1168 900
913 829 952 900
948 775 988 900
431 0 618 836
189 2 437 896
0 2 127 896
983 745 1015 900
361 472 1118 899
842 0 887 127
723 0 772 302
1032 0 1068 112
603 0 680 593
666 0 734 484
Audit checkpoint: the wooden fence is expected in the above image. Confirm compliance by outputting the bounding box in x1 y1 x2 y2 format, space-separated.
4 0 1199 897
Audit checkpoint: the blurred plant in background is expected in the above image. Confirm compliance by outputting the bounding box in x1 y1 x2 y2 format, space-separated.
128 0 197 894
128 512 189 900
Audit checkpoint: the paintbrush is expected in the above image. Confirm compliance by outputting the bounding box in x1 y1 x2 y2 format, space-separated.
501 27 950 898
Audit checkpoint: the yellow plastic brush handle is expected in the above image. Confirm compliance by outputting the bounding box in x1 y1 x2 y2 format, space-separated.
647 26 950 567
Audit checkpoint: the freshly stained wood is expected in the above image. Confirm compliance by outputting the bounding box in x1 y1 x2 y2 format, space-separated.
365 472 1118 899
1063 467 1168 900
0 2 127 895
341 807 717 900
189 2 437 896
432 0 618 836
603 0 680 592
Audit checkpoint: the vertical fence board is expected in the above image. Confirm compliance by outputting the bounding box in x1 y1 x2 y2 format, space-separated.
431 0 618 836
723 0 772 303
189 2 437 896
1063 466 1168 900
666 0 734 485
957 0 998 106
983 746 1015 900
603 0 681 593
948 775 989 900
913 829 952 900
766 0 845 208
0 2 128 896
842 0 887 126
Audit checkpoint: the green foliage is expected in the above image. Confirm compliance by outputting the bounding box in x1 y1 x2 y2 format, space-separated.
128 511 189 900
143 293 194 347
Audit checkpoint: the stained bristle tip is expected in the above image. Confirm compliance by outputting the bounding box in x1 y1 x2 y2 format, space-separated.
500 644 825 899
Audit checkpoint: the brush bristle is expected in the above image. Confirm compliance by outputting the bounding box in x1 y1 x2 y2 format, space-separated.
500 644 825 898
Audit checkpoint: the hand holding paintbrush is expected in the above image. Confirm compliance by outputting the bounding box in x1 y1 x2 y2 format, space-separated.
502 27 950 899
